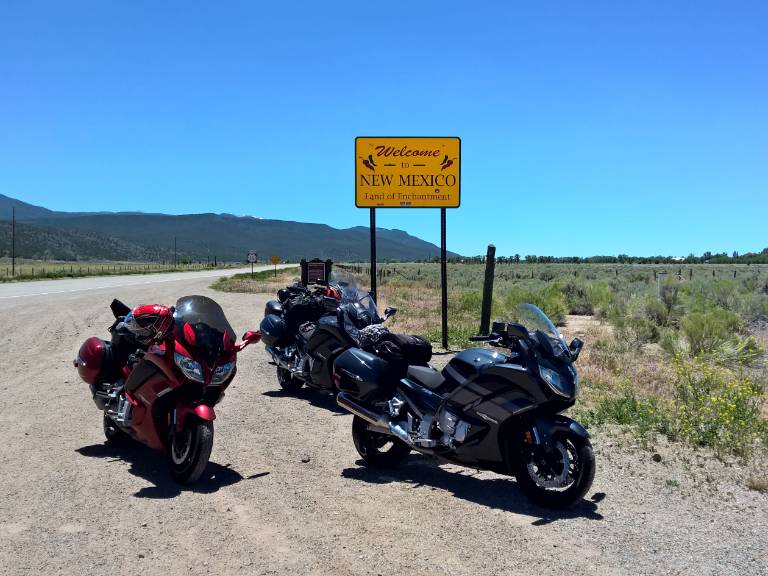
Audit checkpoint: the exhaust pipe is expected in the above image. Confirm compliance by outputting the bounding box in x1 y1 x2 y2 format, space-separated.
336 392 412 445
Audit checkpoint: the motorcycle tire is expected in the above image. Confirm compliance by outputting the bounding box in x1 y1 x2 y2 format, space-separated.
103 414 129 445
168 420 214 484
351 415 411 468
277 366 304 392
512 431 595 508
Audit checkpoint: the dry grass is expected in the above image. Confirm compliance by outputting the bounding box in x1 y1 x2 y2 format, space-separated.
746 476 768 492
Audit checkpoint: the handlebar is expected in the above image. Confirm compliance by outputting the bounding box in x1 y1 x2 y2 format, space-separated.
469 335 494 342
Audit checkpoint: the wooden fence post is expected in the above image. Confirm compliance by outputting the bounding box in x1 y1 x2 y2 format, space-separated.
479 244 496 335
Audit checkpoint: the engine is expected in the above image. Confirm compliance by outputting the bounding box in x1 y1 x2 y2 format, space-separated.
384 394 470 450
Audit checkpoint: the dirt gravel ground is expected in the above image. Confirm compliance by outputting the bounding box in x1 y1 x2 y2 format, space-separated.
1 273 766 576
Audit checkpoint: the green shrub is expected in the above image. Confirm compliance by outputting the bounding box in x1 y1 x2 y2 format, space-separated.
659 282 679 312
659 328 681 355
681 308 742 355
561 280 594 315
579 384 667 444
670 356 766 458
503 286 568 326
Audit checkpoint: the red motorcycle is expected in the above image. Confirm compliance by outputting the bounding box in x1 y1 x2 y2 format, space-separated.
74 295 261 483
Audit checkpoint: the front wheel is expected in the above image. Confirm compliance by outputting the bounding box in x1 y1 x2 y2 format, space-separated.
512 432 595 508
352 415 411 468
168 420 214 484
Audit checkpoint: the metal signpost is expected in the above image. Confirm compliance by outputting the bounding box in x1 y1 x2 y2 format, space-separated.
355 136 461 348
247 251 258 279
270 255 280 277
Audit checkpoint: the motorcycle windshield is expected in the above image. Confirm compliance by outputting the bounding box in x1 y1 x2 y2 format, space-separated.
173 295 236 364
515 303 569 355
340 289 380 341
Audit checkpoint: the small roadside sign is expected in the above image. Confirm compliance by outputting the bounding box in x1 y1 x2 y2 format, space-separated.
270 255 280 265
355 136 461 208
247 251 257 279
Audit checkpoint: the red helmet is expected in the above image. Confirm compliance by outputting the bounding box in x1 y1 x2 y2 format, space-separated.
124 304 174 344
74 337 113 385
326 286 341 301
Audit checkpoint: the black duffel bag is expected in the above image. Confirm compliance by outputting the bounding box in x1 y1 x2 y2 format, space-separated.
283 293 325 328
374 332 432 368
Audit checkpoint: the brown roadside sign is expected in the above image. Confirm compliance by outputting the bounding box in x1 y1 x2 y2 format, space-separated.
355 137 460 208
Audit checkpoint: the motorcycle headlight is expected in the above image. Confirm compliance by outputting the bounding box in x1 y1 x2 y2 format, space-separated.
212 361 236 385
539 365 569 398
174 352 204 383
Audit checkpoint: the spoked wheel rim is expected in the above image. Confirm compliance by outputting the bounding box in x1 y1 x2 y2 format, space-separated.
526 438 581 491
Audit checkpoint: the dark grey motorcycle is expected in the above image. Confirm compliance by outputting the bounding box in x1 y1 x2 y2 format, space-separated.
333 303 595 508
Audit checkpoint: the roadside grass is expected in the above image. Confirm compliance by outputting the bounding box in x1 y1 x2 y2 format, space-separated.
0 258 239 282
747 476 768 492
211 267 301 293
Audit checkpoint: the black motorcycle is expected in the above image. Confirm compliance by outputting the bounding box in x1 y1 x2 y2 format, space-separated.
261 284 399 393
333 303 595 508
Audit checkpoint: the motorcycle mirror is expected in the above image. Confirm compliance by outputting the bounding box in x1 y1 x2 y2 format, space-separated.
236 330 262 352
243 330 261 343
384 306 397 319
569 337 584 360
506 323 529 340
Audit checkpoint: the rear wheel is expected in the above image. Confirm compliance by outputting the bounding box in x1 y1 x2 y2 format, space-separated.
512 432 595 508
168 420 214 484
352 415 411 468
277 366 304 392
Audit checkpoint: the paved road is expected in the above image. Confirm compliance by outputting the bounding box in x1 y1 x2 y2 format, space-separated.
0 265 293 301
0 268 764 576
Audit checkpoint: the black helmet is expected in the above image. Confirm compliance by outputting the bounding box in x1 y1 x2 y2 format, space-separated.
277 288 290 302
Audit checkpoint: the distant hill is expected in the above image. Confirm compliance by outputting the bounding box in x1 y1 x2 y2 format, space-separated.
0 193 457 262
0 220 159 261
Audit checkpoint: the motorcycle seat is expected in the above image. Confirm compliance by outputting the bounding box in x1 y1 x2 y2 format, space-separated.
407 365 445 391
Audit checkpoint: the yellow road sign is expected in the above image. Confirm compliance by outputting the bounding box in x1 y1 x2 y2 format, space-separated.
270 255 280 265
355 137 460 208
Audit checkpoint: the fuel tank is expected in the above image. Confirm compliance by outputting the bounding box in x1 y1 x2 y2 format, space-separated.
442 348 508 387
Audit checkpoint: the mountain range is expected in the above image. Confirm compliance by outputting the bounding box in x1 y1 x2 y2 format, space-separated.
0 194 457 262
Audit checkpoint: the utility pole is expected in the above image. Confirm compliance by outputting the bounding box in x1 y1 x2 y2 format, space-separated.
11 207 15 277
174 236 177 267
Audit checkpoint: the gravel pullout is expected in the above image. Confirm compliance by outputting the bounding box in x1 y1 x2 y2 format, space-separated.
0 276 765 575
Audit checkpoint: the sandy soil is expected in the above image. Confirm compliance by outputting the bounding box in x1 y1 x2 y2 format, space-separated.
0 276 766 576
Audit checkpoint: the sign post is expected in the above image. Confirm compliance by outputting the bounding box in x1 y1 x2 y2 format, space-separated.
369 208 377 301
270 255 280 277
355 136 460 349
247 251 258 279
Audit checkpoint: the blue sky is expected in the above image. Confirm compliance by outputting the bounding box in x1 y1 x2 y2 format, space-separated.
1 1 765 257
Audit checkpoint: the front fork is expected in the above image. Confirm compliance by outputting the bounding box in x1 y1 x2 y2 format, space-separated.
172 403 217 433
